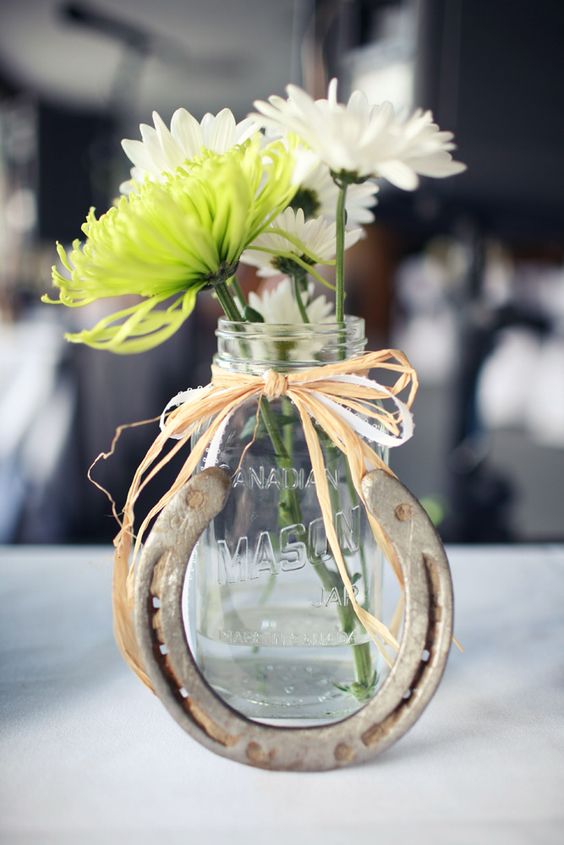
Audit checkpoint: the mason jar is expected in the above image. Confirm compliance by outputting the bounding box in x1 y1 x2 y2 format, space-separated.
184 317 388 724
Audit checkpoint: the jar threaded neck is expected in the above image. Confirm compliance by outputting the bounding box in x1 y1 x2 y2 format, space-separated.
215 316 366 373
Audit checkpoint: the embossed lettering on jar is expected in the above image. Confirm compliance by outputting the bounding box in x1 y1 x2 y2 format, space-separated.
184 318 388 724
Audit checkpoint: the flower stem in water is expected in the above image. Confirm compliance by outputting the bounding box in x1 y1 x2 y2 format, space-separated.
215 282 375 701
335 181 348 323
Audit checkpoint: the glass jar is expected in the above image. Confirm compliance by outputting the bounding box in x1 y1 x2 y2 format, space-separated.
184 317 388 724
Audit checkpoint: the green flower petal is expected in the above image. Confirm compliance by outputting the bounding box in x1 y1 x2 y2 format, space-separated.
45 137 297 352
64 288 201 354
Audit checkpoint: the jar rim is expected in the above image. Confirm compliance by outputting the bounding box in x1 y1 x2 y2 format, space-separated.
217 315 365 335
215 315 366 371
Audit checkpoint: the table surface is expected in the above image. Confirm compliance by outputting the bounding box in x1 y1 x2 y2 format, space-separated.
1 544 563 845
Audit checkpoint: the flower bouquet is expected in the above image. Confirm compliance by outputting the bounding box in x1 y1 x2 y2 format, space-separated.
45 80 464 729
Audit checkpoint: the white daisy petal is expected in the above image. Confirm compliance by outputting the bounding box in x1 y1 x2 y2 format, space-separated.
152 111 184 167
406 152 467 178
138 123 157 148
327 78 339 106
250 80 466 188
347 89 370 119
234 117 260 145
292 157 378 226
170 108 203 158
207 108 236 152
292 149 319 186
241 207 362 276
249 278 334 325
120 107 260 193
343 227 363 249
121 139 157 175
248 278 335 359
138 123 169 173
378 160 419 191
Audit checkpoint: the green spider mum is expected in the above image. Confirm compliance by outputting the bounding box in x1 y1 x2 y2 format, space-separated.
43 137 296 353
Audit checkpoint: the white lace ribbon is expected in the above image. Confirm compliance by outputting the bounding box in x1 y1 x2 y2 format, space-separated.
310 372 414 449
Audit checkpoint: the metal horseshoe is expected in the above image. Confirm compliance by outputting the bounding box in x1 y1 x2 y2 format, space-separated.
134 466 453 771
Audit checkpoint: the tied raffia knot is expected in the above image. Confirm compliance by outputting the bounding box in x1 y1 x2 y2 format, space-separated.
105 349 419 689
262 369 288 400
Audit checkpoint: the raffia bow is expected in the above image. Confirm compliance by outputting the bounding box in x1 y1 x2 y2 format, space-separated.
108 349 418 690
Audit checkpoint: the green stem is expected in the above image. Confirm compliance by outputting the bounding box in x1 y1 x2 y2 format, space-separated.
266 227 331 265
292 273 310 324
250 247 336 291
335 181 348 323
322 435 375 695
214 289 374 699
280 395 297 533
258 399 297 503
215 279 242 321
229 276 247 312
259 397 374 697
352 643 374 694
346 466 370 606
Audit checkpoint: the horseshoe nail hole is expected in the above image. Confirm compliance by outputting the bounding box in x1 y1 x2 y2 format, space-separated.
394 503 413 522
152 597 161 608
403 689 412 701
334 743 356 763
159 644 169 655
422 649 430 662
186 490 205 509
179 687 189 698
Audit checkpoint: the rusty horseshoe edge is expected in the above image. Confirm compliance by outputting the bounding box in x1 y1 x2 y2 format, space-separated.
134 466 453 771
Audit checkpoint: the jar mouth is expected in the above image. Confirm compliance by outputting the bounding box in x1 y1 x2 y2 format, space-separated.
217 315 365 337
215 316 366 372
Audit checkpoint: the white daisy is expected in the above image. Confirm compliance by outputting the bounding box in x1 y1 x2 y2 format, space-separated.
252 79 466 190
291 157 379 225
120 108 257 191
249 278 334 324
240 207 362 278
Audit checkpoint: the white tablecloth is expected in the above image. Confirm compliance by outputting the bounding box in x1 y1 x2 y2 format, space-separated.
1 545 563 844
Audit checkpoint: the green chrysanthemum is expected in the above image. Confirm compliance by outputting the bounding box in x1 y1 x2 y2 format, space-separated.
43 137 296 353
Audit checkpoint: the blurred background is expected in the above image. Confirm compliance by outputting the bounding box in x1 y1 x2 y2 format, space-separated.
0 0 563 545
